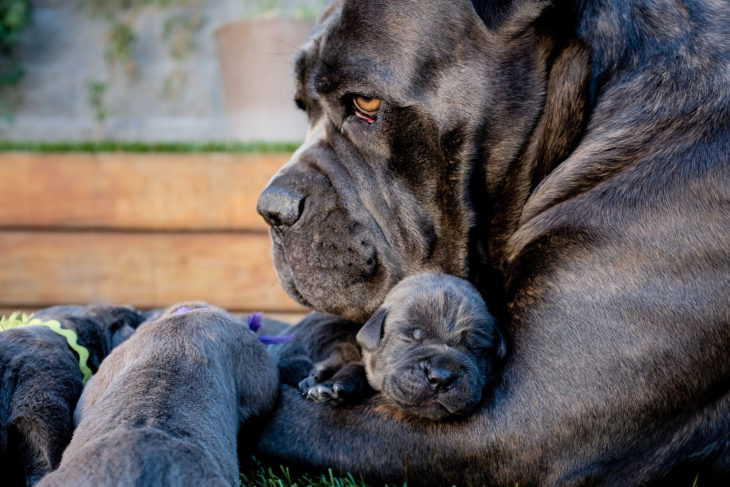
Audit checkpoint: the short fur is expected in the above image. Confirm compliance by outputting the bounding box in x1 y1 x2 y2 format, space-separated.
37 303 279 487
254 0 730 484
0 305 143 487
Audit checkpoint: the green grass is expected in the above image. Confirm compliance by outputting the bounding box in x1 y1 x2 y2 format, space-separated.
240 460 385 487
0 140 302 153
239 458 406 487
240 459 703 487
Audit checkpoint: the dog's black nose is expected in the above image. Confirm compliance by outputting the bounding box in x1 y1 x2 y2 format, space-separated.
257 186 305 227
426 365 455 391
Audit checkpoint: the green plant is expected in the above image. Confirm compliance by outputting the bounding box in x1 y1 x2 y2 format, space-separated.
163 12 204 61
242 0 329 20
106 21 136 73
294 0 329 20
87 81 109 121
0 0 31 89
80 0 205 117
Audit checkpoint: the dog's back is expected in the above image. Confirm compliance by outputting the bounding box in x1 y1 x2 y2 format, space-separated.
38 306 279 487
1 305 143 486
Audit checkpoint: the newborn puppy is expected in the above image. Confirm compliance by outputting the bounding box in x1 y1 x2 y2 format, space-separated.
358 274 506 420
37 302 279 487
0 305 143 487
301 274 505 420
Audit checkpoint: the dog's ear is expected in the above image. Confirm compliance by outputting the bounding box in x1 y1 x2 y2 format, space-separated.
111 324 135 349
356 308 387 352
86 305 145 356
470 0 551 33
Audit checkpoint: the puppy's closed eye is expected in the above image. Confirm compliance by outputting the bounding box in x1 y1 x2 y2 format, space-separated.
412 328 424 341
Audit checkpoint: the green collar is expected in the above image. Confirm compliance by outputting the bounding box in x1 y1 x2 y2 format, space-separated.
1 313 93 384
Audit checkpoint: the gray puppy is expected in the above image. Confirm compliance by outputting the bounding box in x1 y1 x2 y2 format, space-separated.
0 305 143 487
37 302 279 487
301 274 505 420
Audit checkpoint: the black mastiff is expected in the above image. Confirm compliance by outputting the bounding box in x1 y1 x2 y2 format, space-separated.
254 0 729 485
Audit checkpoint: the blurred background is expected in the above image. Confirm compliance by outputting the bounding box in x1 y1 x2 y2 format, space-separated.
0 0 326 322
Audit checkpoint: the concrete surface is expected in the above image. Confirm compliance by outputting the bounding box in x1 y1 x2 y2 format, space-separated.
0 0 316 142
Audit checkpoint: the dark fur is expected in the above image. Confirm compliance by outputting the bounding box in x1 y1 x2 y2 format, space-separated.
37 303 279 487
0 305 143 487
299 273 506 420
254 0 730 484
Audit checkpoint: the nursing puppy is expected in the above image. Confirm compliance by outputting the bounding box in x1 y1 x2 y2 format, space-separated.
0 305 143 487
300 274 506 420
37 303 278 487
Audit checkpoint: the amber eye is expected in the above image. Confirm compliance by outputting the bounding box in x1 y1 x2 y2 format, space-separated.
353 95 381 114
352 96 382 123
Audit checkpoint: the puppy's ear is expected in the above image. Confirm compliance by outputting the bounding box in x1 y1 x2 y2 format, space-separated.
356 308 387 351
111 324 135 349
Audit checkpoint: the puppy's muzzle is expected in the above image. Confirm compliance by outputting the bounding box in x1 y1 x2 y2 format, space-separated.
421 359 458 392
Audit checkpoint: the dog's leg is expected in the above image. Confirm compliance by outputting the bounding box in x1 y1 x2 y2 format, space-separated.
270 312 362 388
298 342 360 386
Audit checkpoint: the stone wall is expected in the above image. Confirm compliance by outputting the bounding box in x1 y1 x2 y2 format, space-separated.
0 0 316 142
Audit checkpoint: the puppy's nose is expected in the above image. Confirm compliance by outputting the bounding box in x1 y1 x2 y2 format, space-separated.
257 186 305 228
426 365 455 391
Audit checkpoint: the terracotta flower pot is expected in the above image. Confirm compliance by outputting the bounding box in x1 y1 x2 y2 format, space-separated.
215 18 312 143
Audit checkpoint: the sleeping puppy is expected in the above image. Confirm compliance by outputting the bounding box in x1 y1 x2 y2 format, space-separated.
37 302 279 487
301 274 506 420
0 305 144 487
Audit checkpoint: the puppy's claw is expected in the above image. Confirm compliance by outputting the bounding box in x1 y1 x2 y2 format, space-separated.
306 383 339 403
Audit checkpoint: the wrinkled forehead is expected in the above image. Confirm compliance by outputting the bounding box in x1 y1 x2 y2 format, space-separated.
295 0 479 98
385 288 487 336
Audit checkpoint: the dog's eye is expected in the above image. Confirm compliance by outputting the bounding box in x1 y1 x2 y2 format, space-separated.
353 95 381 123
412 328 424 341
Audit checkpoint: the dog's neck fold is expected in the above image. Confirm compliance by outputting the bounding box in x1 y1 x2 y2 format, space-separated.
464 0 592 290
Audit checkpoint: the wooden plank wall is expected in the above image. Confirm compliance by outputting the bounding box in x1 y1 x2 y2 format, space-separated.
0 153 308 322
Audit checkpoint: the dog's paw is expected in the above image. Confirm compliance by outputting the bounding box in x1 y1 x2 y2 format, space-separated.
298 373 320 395
298 371 344 403
300 380 354 405
299 363 370 405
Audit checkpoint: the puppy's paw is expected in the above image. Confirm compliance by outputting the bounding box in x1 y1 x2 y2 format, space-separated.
297 373 320 395
298 372 345 404
302 381 342 403
296 361 338 395
299 363 371 405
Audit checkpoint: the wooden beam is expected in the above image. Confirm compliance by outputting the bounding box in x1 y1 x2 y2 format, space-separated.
0 231 307 312
0 153 289 231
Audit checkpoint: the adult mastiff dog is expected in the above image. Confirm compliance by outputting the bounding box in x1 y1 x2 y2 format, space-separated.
254 0 730 485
